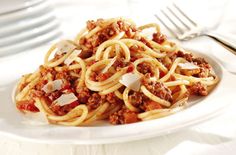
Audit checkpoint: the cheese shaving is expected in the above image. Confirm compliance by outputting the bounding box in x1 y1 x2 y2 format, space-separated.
178 62 199 70
64 50 82 66
53 93 78 106
119 72 141 91
42 79 63 93
56 40 76 55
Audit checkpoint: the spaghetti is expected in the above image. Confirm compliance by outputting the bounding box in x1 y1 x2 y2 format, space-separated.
14 17 219 126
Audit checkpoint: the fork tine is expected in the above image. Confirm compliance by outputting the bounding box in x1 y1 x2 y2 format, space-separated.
154 14 179 38
166 6 191 30
161 9 184 34
173 3 197 26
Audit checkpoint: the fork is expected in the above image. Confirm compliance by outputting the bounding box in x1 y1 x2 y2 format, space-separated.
154 3 236 55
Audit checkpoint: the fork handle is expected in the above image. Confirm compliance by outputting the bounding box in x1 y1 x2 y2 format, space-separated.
204 32 236 55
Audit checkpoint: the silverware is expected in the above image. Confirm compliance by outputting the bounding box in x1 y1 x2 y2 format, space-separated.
154 3 236 55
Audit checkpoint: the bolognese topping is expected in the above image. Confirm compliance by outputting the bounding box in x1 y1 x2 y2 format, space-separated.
109 107 139 125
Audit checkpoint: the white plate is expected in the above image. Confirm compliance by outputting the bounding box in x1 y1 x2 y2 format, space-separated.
0 0 43 15
0 46 235 144
0 19 59 47
0 10 54 37
0 27 61 56
0 0 51 24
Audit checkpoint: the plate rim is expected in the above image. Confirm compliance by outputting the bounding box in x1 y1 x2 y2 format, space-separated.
0 0 44 15
0 27 61 56
0 19 59 47
0 0 51 24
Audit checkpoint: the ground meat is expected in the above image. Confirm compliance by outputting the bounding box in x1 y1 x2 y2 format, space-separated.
177 51 193 62
86 20 97 31
35 79 48 91
86 60 97 67
79 37 87 46
168 75 176 81
128 92 143 107
142 75 173 102
198 67 210 78
141 73 152 85
106 93 122 105
90 71 98 81
157 57 172 69
47 91 61 101
159 70 166 78
193 58 211 78
87 93 106 110
81 19 137 53
139 37 152 48
55 71 75 83
130 56 139 62
152 32 166 44
117 20 137 38
89 71 113 82
105 22 120 36
193 57 207 65
189 82 208 96
50 100 80 116
113 58 131 70
137 62 154 76
30 89 44 98
142 100 162 111
79 50 93 59
126 63 135 73
32 79 47 98
167 51 177 61
109 107 139 124
39 65 55 77
77 87 91 104
173 51 212 78
79 35 102 54
96 72 113 81
61 84 75 94
17 100 39 112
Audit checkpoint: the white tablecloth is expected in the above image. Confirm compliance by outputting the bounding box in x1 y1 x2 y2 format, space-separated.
1 0 236 154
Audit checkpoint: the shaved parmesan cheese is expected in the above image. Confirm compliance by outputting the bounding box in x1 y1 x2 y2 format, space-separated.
101 56 117 73
53 93 78 106
42 79 63 93
178 62 199 70
56 40 76 55
119 72 141 91
64 50 82 66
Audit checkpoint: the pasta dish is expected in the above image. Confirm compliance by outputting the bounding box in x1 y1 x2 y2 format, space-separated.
14 18 219 126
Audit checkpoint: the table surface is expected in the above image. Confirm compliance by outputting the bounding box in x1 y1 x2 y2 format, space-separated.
1 0 236 154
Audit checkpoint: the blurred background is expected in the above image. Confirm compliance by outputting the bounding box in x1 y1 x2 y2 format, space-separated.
0 0 235 57
54 0 235 37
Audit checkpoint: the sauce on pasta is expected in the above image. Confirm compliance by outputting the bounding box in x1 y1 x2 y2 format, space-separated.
14 18 219 126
